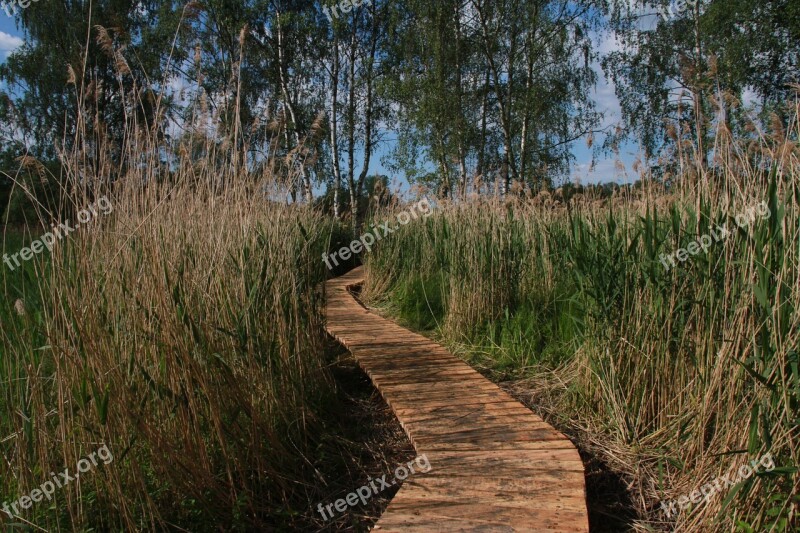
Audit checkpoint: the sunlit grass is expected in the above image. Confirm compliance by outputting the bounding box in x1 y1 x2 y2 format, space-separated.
362 150 799 531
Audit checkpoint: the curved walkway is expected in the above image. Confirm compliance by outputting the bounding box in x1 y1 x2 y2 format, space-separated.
325 267 589 532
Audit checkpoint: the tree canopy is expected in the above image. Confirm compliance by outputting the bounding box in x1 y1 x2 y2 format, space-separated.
0 0 797 222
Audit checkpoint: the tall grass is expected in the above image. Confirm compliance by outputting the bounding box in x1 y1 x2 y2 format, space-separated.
1 172 340 532
362 113 800 530
0 34 341 532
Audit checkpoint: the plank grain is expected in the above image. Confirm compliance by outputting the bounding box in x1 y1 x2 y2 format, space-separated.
325 267 589 532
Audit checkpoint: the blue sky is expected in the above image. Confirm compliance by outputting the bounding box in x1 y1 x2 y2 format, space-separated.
0 15 638 190
0 13 21 57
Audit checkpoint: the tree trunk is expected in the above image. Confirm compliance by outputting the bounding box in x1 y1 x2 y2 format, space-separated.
455 2 467 200
477 70 489 191
354 1 379 232
519 6 539 189
473 0 519 195
276 10 312 203
692 2 707 173
346 17 358 233
329 34 342 218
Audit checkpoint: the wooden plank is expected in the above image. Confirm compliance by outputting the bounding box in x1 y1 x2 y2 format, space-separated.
415 450 585 473
402 473 586 493
387 490 587 512
324 267 589 532
409 427 568 445
401 413 553 432
376 380 500 395
423 448 584 465
376 509 589 532
392 400 534 418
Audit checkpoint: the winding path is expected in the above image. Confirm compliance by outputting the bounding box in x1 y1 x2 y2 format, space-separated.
325 267 589 532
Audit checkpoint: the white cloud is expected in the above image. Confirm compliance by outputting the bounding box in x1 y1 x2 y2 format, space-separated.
0 31 23 58
742 87 759 108
594 76 622 128
592 31 624 128
167 75 191 105
556 31 638 186
572 159 632 185
596 31 624 57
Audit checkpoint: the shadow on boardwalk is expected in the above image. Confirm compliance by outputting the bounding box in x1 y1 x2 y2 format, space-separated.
325 267 590 532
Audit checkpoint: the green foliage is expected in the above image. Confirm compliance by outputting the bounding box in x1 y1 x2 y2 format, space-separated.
0 0 185 159
0 201 342 530
604 0 799 158
393 273 446 331
363 191 799 530
383 0 601 195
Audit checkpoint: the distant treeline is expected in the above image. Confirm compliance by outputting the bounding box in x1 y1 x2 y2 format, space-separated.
0 0 797 221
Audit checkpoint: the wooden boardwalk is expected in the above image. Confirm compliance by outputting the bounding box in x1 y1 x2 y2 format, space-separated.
325 268 589 532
